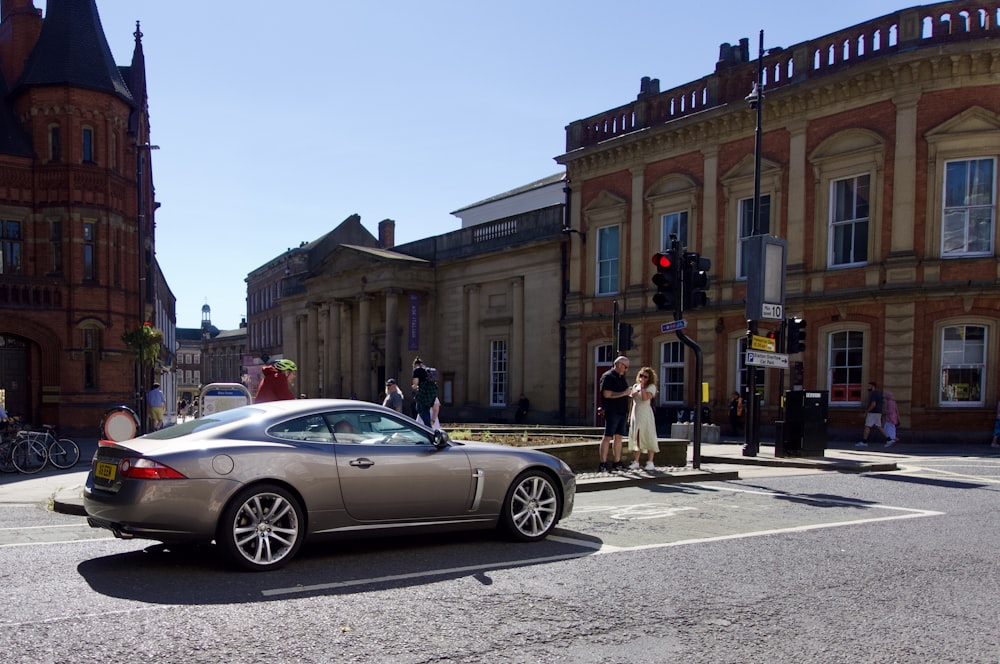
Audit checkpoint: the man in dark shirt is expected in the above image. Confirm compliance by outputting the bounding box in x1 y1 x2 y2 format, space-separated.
598 356 631 472
856 380 889 447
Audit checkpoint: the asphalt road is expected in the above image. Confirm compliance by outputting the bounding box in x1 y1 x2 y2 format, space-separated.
1 452 998 662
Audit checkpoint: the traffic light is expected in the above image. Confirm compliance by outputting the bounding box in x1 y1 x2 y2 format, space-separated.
617 322 633 351
683 252 711 310
651 250 681 314
786 317 806 354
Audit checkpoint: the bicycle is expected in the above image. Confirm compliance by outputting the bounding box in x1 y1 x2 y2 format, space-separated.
11 425 80 473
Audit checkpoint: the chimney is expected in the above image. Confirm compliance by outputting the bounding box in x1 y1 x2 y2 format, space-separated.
378 219 395 249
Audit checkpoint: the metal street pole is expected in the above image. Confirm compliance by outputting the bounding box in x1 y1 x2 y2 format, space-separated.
743 29 765 457
135 143 158 433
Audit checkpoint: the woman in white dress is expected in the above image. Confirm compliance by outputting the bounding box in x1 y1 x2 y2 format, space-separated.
627 367 659 471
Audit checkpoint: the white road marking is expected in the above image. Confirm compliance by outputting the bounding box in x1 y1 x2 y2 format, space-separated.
261 487 944 598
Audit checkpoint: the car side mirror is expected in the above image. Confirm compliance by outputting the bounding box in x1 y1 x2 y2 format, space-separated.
432 430 450 447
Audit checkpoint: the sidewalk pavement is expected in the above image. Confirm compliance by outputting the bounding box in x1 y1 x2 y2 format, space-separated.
0 438 925 516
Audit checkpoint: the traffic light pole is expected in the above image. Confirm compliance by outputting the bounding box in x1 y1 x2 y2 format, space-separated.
675 328 702 470
743 320 759 456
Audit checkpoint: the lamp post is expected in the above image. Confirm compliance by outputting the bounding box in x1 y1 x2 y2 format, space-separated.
743 29 764 457
135 142 159 432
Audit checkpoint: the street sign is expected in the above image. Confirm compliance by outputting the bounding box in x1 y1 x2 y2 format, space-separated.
761 303 783 319
661 319 688 333
745 350 789 368
751 334 776 352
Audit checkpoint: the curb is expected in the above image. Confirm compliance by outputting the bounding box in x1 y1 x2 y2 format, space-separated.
576 469 740 492
700 455 898 473
52 487 87 517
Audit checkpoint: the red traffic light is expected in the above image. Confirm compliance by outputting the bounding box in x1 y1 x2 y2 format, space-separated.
652 253 673 269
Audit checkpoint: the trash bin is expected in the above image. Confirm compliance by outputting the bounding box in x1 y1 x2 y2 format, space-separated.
781 390 828 457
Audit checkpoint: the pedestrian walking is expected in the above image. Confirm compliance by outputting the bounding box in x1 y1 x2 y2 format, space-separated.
856 381 889 447
147 382 165 430
728 390 744 436
411 357 438 427
883 391 900 447
627 367 659 470
598 355 631 472
382 378 403 412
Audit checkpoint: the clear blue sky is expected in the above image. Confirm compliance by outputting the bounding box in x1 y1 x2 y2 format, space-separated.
45 0 911 329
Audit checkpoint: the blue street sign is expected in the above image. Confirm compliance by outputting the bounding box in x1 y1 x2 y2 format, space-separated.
661 319 688 333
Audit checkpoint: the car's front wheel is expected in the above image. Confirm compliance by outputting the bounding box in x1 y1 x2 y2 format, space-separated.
500 470 561 542
218 484 303 571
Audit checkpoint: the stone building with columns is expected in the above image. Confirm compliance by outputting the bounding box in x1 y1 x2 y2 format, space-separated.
263 182 567 423
556 1 1000 439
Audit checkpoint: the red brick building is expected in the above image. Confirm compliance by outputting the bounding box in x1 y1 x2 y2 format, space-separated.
0 0 168 435
557 2 1000 440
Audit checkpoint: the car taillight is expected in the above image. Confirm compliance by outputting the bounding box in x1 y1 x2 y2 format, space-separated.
119 457 187 480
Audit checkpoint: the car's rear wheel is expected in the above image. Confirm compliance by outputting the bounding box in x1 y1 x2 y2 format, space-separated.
500 470 561 542
218 484 303 571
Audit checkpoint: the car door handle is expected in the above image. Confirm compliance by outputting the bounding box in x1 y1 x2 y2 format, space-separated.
349 458 375 468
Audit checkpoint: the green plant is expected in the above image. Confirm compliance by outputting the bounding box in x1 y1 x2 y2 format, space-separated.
122 321 163 367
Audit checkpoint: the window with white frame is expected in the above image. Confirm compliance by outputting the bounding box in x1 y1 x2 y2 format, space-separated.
737 194 770 279
830 174 869 267
828 330 864 404
489 339 508 407
596 225 619 295
939 324 985 405
659 341 685 404
942 158 994 256
661 211 688 250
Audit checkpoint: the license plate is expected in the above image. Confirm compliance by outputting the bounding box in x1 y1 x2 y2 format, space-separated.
95 461 117 481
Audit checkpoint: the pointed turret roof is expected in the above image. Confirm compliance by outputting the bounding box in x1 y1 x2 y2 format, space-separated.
14 0 133 104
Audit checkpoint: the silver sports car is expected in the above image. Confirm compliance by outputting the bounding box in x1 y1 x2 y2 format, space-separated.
84 399 576 571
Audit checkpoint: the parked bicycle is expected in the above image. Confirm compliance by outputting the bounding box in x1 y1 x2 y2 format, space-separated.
0 423 79 474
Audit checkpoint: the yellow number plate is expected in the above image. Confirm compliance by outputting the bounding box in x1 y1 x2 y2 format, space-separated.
95 461 117 481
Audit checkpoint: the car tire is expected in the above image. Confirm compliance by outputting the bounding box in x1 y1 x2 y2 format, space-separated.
500 470 561 542
218 484 304 571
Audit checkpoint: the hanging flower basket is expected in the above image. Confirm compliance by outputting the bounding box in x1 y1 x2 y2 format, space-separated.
122 322 163 367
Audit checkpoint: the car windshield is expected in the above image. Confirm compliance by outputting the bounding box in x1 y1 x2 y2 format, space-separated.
143 406 266 440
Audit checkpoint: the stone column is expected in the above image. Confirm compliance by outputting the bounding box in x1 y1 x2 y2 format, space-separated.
385 287 401 384
466 284 481 404
319 303 330 397
306 304 319 398
511 277 524 401
358 294 372 400
891 91 920 255
785 118 808 268
629 165 645 289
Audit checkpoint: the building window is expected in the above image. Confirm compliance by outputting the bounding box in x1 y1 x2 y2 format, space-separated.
830 174 869 267
661 211 688 250
596 225 619 296
83 328 98 389
942 158 994 257
489 339 507 407
738 194 770 279
828 330 864 404
82 127 94 163
659 341 685 404
50 221 62 274
0 221 22 275
83 222 96 281
49 125 60 162
939 325 985 405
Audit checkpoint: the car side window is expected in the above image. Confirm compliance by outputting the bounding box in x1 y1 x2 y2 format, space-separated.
325 411 431 446
267 415 333 443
